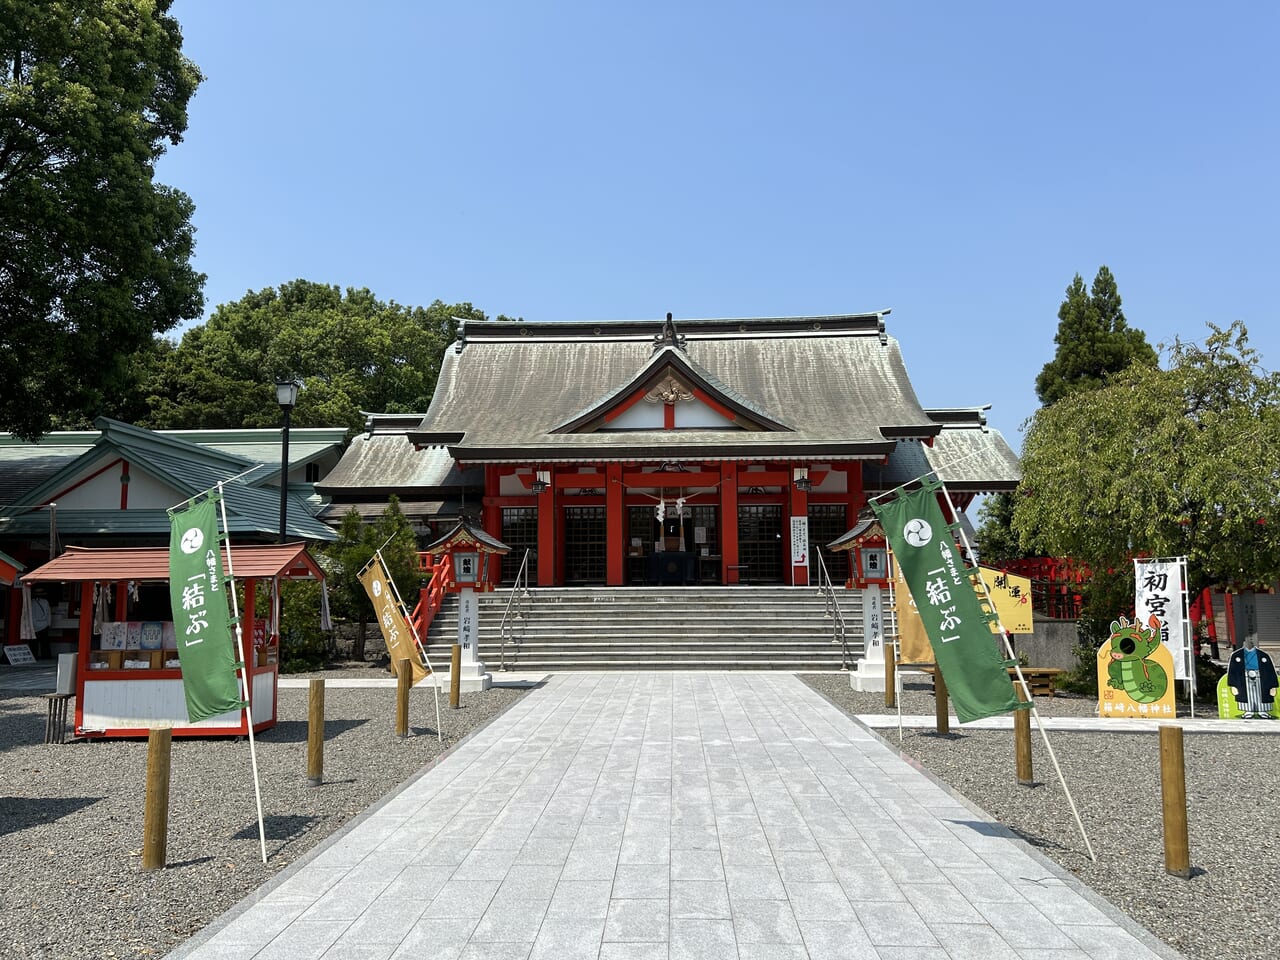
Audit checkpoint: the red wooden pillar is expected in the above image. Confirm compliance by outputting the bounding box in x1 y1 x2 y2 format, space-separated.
720 462 739 584
483 466 503 584
606 463 624 586
536 467 556 586
73 581 94 734
789 469 809 587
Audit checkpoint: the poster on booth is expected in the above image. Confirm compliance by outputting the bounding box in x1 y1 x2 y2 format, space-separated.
1096 615 1176 719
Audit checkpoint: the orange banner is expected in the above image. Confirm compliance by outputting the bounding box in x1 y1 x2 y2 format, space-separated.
359 555 428 683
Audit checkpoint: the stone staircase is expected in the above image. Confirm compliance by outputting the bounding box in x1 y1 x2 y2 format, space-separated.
420 585 864 671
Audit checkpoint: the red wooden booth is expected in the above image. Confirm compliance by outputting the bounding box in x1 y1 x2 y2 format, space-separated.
20 544 324 738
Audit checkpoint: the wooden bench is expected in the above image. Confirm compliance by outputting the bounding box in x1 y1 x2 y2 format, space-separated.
915 665 1065 698
1009 667 1065 698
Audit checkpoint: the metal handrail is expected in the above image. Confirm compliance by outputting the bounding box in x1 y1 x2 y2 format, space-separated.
498 549 533 671
814 548 852 670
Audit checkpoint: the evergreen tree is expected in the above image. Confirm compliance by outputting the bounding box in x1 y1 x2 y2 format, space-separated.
1034 266 1157 405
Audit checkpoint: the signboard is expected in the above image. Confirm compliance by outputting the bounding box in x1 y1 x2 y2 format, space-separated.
3 644 35 665
458 588 479 660
1134 560 1189 680
1097 615 1176 718
862 585 883 654
790 516 809 566
455 552 479 584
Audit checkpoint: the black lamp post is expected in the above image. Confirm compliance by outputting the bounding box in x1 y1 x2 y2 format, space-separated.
275 378 302 543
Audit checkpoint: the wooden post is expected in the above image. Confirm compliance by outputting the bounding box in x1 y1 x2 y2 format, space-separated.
883 642 896 709
307 677 324 786
1159 724 1192 878
934 669 950 735
1015 684 1033 785
450 643 462 709
395 659 411 738
141 727 173 871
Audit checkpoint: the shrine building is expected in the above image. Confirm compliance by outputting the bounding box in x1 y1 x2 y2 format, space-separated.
325 312 1020 588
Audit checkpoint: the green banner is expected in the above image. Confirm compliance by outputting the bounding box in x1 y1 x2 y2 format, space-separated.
168 497 245 723
872 481 1021 723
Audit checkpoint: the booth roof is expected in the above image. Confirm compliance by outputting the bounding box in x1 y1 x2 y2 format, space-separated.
20 544 324 583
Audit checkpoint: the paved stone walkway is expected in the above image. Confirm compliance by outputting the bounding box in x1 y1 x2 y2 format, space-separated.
169 673 1180 960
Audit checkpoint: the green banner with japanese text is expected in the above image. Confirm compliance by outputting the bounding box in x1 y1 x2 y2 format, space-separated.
872 481 1021 723
168 497 245 723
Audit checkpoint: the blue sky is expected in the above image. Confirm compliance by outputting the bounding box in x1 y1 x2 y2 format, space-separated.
158 1 1278 450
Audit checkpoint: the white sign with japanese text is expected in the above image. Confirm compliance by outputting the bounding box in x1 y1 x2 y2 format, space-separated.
790 516 809 566
1134 559 1189 680
457 588 479 663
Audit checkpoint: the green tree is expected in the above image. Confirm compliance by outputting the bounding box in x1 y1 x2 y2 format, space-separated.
1034 266 1157 405
1014 321 1280 598
974 492 1025 565
0 0 204 439
142 280 497 434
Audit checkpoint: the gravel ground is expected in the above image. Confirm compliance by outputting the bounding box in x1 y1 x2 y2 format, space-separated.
0 663 525 960
801 673 1280 960
4 666 1276 960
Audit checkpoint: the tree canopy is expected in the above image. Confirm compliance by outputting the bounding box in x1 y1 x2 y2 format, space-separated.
0 0 204 439
1034 266 1156 405
1013 321 1280 593
141 280 501 434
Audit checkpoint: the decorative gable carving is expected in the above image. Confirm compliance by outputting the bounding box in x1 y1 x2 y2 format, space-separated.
644 374 695 405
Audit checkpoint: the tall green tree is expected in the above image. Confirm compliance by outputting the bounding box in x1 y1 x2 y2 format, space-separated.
1014 321 1280 596
0 0 204 439
1034 266 1157 405
142 280 501 433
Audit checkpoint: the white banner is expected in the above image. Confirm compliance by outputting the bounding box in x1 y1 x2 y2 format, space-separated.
1134 559 1189 680
790 516 809 566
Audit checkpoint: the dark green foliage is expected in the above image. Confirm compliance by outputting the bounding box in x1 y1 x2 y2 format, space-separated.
1034 266 1157 405
975 491 1035 564
140 281 495 434
0 0 205 439
278 579 333 673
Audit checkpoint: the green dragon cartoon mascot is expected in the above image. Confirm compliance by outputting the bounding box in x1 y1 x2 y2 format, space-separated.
1106 615 1169 704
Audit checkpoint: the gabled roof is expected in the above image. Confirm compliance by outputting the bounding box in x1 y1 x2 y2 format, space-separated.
158 427 348 486
865 407 1021 494
553 345 793 434
316 414 482 496
0 419 337 542
409 314 941 462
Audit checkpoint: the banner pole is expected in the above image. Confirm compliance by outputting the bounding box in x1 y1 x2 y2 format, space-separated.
217 484 268 864
937 483 1097 863
378 550 442 743
1180 557 1195 719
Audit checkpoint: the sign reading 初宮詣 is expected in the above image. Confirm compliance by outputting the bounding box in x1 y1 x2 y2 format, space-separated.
872 481 1020 723
1134 560 1189 680
168 496 245 723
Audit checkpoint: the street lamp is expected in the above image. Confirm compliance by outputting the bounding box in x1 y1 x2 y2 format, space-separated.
275 378 303 543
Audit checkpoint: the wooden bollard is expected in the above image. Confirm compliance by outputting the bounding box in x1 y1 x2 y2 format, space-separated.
1159 724 1191 878
883 643 896 709
142 727 173 871
1014 684 1033 785
307 677 325 786
450 644 462 709
395 659 411 738
934 669 950 735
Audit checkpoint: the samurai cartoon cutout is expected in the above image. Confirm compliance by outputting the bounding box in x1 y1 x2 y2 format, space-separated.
1225 638 1278 719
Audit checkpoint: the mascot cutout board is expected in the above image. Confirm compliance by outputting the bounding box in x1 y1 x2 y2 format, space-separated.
1098 615 1176 718
1216 638 1279 719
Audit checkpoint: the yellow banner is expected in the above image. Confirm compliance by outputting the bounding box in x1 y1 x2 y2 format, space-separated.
359 555 428 683
891 558 934 665
974 567 1034 635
